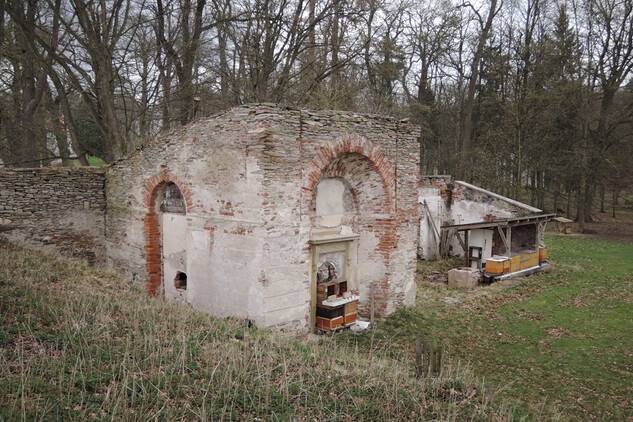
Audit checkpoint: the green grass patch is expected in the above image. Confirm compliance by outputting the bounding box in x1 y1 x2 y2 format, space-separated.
70 156 104 167
3 236 630 420
342 235 633 420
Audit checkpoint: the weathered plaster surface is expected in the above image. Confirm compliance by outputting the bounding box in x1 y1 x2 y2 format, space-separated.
106 104 420 332
418 176 541 260
0 105 420 332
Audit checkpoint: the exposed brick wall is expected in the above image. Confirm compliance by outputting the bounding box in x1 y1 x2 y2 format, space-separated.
105 104 420 331
0 105 420 332
0 168 105 262
143 170 195 297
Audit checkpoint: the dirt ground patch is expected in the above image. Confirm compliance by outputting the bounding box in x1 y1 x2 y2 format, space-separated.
557 211 633 244
582 211 633 243
547 203 633 243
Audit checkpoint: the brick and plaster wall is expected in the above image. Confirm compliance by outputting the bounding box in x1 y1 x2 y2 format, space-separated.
106 104 420 332
419 176 541 259
0 168 105 262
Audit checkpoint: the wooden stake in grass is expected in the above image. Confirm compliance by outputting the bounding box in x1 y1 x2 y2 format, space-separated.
416 338 443 378
370 281 375 325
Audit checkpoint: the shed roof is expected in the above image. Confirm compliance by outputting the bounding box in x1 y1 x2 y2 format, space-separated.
454 181 542 213
441 213 556 231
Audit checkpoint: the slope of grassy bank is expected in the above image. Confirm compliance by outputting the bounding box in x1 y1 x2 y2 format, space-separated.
342 236 633 420
0 241 510 421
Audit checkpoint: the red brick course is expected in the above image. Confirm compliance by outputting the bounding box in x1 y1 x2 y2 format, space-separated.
143 171 193 297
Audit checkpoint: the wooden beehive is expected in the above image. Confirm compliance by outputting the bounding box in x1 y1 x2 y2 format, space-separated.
510 253 521 273
317 279 348 304
485 257 507 274
316 316 344 330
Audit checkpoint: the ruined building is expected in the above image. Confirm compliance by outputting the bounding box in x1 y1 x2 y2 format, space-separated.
0 104 420 332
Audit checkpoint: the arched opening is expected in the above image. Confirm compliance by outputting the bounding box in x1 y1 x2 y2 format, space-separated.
309 150 393 331
145 181 187 298
314 177 357 229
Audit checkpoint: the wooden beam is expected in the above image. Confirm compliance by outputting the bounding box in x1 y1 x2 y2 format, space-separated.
455 231 467 252
442 221 508 231
507 227 512 256
497 226 508 252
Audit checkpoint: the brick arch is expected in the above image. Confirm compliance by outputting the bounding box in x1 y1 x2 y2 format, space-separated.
303 133 395 215
304 134 399 316
143 171 194 297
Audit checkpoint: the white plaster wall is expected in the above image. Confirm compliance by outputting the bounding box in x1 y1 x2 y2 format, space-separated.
259 232 311 330
449 200 516 226
315 178 346 227
418 180 538 260
357 231 386 302
106 105 421 331
419 187 447 260
163 213 187 302
468 229 493 266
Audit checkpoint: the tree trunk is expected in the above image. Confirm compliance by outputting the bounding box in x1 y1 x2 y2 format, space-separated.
12 0 49 168
332 0 340 85
459 0 499 178
612 182 617 218
47 69 89 166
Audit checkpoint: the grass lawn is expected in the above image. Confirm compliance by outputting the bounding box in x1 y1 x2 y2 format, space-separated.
340 235 633 420
1 235 631 420
69 156 104 167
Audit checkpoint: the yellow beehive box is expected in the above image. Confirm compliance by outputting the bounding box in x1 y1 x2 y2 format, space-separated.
485 257 506 274
510 254 521 272
503 258 511 273
520 250 537 269
539 248 548 262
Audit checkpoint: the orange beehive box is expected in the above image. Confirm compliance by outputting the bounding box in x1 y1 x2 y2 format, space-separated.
539 248 548 262
344 313 357 325
316 316 343 330
502 258 511 273
485 257 507 274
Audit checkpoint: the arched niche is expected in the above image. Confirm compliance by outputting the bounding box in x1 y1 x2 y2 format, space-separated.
309 151 393 331
145 180 188 300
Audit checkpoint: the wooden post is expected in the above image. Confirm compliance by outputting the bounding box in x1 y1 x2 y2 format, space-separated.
464 231 469 267
415 338 423 378
415 338 443 378
535 223 540 252
497 226 508 253
507 226 512 256
370 281 375 326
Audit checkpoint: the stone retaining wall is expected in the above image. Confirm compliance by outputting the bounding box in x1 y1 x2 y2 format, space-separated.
0 168 106 262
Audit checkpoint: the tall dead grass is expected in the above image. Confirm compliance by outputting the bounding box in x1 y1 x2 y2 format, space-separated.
0 242 515 421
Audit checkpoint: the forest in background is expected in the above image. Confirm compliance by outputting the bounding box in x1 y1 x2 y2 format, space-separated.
0 0 632 229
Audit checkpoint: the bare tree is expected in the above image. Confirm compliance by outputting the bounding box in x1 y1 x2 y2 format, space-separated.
5 0 59 167
458 0 501 179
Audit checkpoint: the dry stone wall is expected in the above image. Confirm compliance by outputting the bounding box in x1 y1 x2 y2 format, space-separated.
0 168 105 262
